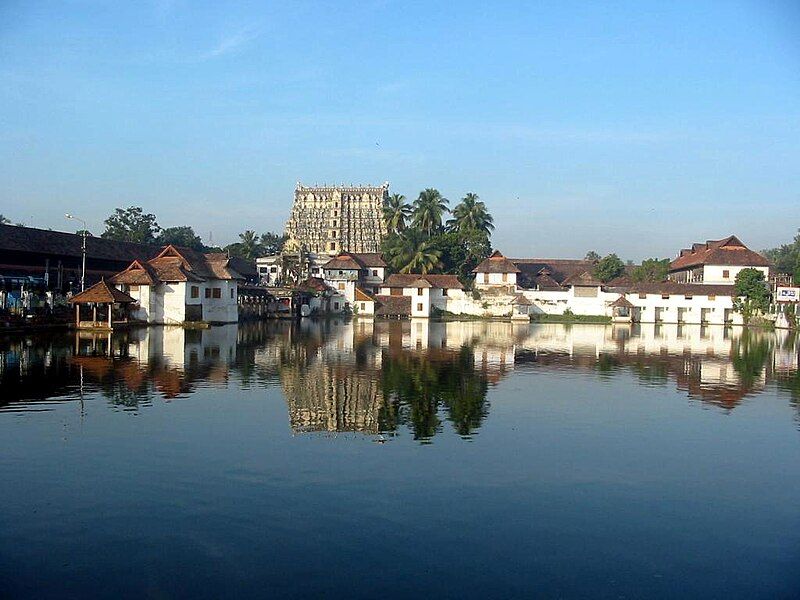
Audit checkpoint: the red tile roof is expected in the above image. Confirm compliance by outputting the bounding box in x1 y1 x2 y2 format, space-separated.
375 295 411 316
354 287 375 302
669 236 771 271
69 279 137 304
383 273 464 290
323 252 388 271
474 250 521 274
110 245 244 285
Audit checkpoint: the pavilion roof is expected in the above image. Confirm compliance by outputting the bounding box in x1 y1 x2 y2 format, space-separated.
69 280 136 304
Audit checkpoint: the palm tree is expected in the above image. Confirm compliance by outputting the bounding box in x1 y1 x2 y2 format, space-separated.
383 193 411 234
384 229 442 274
447 192 494 235
239 230 261 260
412 188 449 235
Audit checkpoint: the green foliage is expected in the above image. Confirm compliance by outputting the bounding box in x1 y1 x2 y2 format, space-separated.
584 250 601 262
763 228 800 284
101 206 161 244
382 229 442 274
75 229 94 237
383 193 411 234
411 188 449 235
447 192 494 236
631 258 670 282
0 214 10 225
733 268 771 325
731 330 773 388
259 232 288 255
593 254 625 282
157 226 205 250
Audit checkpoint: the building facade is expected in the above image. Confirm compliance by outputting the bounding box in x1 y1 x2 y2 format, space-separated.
668 235 771 284
284 183 389 255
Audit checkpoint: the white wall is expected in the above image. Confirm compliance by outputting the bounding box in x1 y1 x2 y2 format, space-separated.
702 265 769 285
475 271 517 289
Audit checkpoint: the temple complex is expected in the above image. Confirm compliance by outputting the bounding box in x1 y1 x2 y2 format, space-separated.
284 183 389 255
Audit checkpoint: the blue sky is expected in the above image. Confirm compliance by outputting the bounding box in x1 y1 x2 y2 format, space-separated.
1 0 798 259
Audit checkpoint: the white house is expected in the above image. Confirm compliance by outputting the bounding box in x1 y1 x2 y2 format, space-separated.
376 274 464 318
111 245 243 324
322 252 388 312
473 250 520 291
668 235 771 285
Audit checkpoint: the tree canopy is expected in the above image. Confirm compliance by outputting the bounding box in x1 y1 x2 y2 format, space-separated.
383 193 412 235
411 188 449 235
584 250 601 262
631 258 669 282
593 254 625 282
447 192 494 236
733 268 770 324
101 206 161 244
157 226 205 251
0 214 10 225
763 228 800 284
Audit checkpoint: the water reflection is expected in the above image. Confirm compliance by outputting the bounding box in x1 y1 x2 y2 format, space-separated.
1 321 799 436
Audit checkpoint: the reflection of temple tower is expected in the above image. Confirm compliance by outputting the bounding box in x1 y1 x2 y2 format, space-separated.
285 183 389 255
282 365 386 433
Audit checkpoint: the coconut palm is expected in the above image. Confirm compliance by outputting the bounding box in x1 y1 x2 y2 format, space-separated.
238 230 261 260
447 192 494 235
383 193 411 234
383 229 442 274
411 188 449 235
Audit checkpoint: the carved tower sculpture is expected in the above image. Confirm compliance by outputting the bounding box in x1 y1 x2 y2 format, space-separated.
285 183 389 255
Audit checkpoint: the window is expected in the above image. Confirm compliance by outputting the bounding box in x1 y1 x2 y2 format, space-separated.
372 269 378 277
723 270 730 279
270 267 277 273
483 273 489 284
502 272 508 282
661 294 670 300
191 286 199 298
129 284 140 292
708 294 716 301
442 288 448 296
638 293 647 299
212 288 221 299
684 295 693 300
334 302 339 310
333 220 337 227
360 302 365 311
417 288 423 296
338 283 345 290
231 288 235 299
417 303 423 311
205 288 211 298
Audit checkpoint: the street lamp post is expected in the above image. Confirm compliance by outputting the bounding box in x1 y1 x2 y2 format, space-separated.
65 214 88 291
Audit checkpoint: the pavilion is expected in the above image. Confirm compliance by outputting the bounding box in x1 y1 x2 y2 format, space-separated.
69 279 136 330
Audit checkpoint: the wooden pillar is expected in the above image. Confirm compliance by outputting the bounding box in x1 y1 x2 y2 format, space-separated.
108 303 112 328
75 303 80 327
92 304 97 325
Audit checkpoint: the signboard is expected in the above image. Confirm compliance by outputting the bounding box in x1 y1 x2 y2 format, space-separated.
776 287 800 302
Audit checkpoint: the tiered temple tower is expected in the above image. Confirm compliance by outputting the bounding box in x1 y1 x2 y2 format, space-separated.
285 183 389 255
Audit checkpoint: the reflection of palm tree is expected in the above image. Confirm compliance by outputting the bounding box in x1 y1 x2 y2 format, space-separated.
731 330 773 390
383 193 411 234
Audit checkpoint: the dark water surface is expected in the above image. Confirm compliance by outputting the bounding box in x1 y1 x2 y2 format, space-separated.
1 321 799 599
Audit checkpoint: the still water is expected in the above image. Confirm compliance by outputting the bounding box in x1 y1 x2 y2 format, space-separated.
1 320 799 598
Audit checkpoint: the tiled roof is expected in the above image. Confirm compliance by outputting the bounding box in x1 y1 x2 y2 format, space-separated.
0 224 162 263
69 279 136 304
474 250 521 274
297 277 332 293
383 273 464 289
110 245 243 285
512 259 634 289
609 282 737 296
354 287 375 302
350 253 387 268
610 295 634 308
323 254 363 270
670 236 771 271
375 295 411 316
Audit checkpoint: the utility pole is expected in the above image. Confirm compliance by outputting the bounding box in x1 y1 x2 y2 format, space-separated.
65 214 88 291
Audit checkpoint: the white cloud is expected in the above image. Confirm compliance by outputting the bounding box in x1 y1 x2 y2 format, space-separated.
201 26 261 60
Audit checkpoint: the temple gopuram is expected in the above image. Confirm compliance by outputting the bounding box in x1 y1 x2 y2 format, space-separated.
285 182 389 255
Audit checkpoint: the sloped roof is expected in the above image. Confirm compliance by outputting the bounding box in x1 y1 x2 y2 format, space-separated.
670 236 771 271
474 250 521 274
609 282 737 297
323 254 363 270
561 270 604 286
69 279 136 304
0 224 162 263
297 277 332 293
375 295 411 316
351 253 387 268
512 294 531 305
610 295 634 308
110 245 243 285
383 273 464 289
512 258 596 289
354 287 375 302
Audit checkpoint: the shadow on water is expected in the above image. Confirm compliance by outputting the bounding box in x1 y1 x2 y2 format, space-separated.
1 320 799 435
